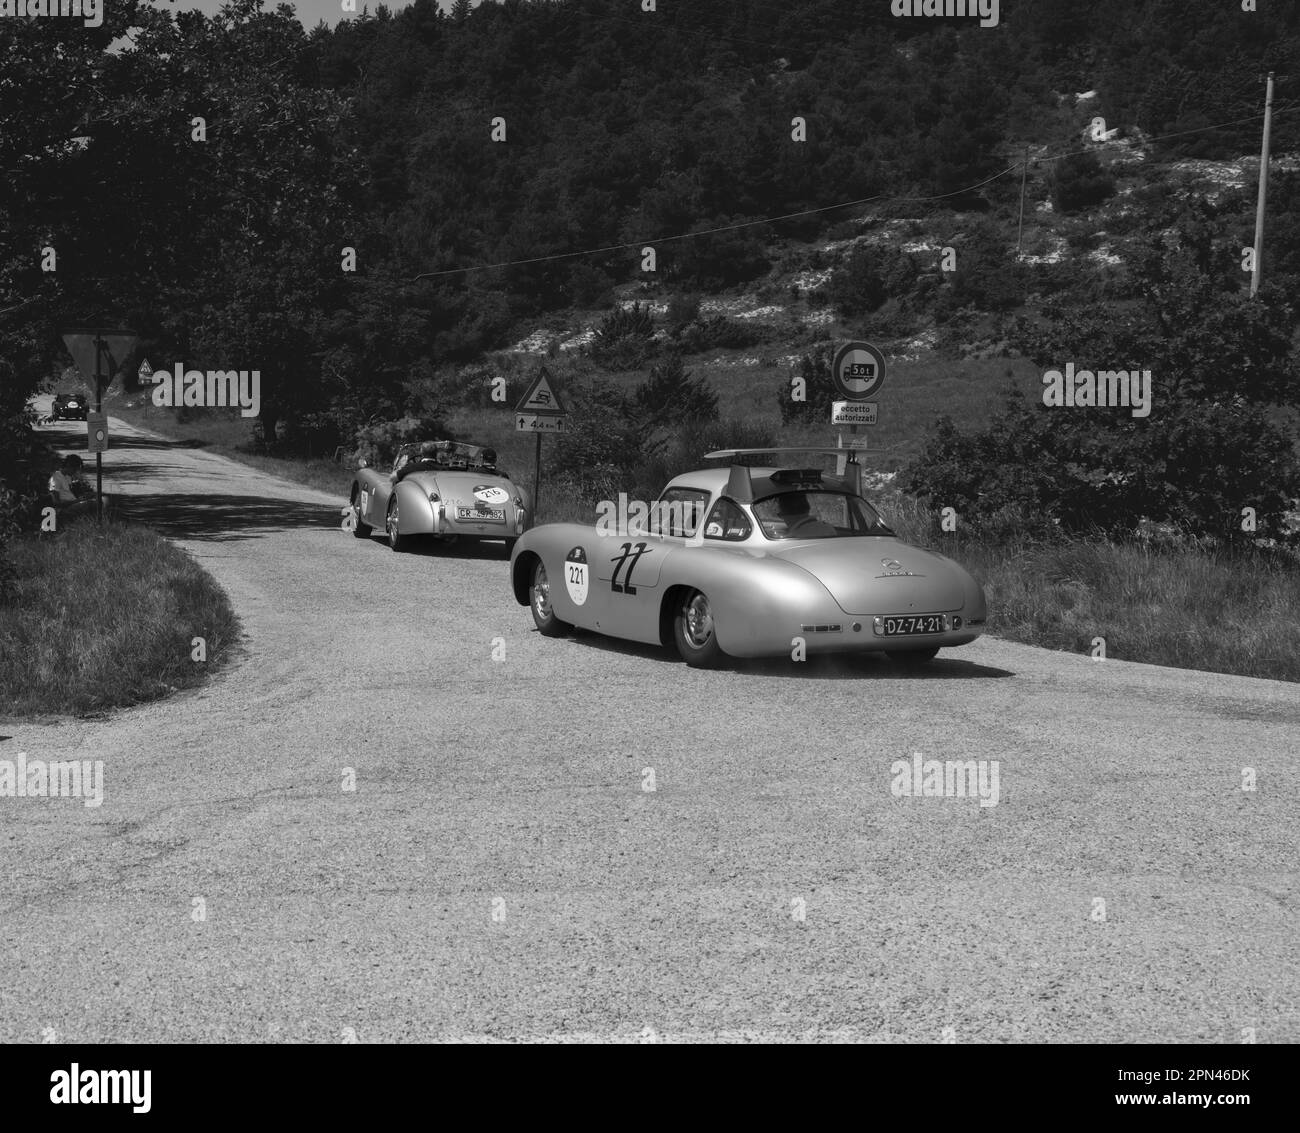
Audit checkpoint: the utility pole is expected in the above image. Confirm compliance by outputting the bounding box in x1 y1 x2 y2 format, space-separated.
1250 72 1275 299
1016 145 1030 258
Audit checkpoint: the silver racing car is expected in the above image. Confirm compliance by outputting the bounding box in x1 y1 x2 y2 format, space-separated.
509 448 988 668
348 439 530 555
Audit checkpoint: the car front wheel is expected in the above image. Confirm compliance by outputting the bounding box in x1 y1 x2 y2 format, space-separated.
673 589 727 668
351 490 372 538
530 559 571 636
386 498 409 552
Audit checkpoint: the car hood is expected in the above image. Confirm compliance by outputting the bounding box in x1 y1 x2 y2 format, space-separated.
768 538 970 614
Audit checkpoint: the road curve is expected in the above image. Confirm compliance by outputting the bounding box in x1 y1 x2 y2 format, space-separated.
2 408 1297 1043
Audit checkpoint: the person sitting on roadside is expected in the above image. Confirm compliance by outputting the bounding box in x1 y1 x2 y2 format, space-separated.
48 454 94 518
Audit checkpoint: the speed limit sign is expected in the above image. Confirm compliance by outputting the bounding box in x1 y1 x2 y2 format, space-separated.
831 341 886 401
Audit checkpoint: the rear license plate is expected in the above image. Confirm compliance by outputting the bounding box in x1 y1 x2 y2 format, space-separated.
456 506 504 522
879 614 945 636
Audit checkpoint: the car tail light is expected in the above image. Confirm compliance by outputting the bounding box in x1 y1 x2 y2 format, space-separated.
515 509 526 534
428 492 440 502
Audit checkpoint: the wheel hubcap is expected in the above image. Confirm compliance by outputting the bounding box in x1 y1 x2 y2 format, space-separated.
683 594 713 648
533 564 551 619
387 501 398 542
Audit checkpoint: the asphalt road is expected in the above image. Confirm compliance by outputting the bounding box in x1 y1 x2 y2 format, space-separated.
2 406 1298 1043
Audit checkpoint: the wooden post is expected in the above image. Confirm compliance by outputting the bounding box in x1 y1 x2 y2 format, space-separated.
1016 145 1030 258
1251 72 1275 299
533 430 542 521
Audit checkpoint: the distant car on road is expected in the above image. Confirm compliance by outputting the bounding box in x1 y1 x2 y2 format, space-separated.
348 439 531 556
509 448 988 668
50 392 90 421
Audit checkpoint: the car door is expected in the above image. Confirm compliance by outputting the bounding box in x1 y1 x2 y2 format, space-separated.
358 470 393 527
588 487 710 644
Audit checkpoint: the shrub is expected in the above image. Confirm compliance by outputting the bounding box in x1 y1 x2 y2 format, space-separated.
677 314 772 353
665 292 701 335
1050 151 1116 214
589 302 659 369
629 352 719 432
776 344 837 424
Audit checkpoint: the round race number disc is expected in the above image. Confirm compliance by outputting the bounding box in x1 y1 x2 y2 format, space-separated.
564 546 589 606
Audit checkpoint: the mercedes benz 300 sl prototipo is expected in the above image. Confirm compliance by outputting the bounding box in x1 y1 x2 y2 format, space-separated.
349 439 531 555
509 448 988 668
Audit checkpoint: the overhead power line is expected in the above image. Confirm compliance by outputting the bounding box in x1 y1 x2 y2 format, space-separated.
410 105 1297 282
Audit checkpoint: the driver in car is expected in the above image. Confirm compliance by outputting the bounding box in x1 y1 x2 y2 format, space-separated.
775 492 836 538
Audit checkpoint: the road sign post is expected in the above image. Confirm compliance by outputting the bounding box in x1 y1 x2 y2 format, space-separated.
513 366 569 522
830 342 887 479
61 327 138 524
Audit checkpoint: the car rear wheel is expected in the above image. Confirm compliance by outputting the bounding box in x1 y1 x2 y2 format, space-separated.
386 498 409 552
351 490 372 538
530 559 570 636
886 647 940 666
673 589 727 668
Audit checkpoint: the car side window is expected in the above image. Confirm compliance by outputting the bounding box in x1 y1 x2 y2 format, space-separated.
655 487 710 537
702 498 752 541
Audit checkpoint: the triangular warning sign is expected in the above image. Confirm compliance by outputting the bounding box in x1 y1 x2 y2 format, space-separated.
138 357 155 382
514 366 568 415
61 327 139 389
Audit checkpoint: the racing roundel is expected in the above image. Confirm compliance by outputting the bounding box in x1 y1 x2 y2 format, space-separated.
473 485 510 506
564 546 589 606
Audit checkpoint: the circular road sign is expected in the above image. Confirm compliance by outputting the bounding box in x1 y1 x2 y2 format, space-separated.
831 341 886 401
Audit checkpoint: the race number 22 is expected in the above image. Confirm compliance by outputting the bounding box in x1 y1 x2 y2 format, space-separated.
611 541 649 595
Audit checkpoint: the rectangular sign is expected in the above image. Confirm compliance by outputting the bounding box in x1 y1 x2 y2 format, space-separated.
86 411 108 453
832 401 878 425
516 414 567 433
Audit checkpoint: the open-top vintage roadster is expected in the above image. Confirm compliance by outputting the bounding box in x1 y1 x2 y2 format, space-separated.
348 440 530 556
509 448 988 668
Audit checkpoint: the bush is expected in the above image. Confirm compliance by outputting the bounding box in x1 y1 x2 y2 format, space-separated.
589 302 659 369
676 314 772 353
629 352 719 432
1050 151 1116 214
827 245 886 316
545 377 651 503
776 344 837 424
665 292 701 335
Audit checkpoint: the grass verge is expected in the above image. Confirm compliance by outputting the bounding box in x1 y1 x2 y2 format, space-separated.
881 490 1300 683
0 517 242 719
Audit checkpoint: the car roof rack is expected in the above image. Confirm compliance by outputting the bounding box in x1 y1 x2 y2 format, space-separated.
704 447 883 503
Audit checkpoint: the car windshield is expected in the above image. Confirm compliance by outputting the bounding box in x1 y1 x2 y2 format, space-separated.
398 441 496 470
752 490 893 540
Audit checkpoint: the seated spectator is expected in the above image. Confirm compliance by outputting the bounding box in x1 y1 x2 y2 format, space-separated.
48 454 94 519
